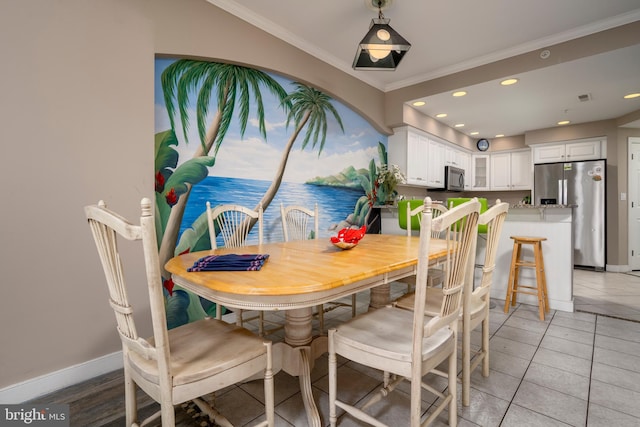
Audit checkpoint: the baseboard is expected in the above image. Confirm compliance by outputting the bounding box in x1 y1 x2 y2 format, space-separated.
606 264 630 273
0 351 123 404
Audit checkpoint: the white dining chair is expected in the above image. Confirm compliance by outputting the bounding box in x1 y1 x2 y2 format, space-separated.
280 203 357 334
395 199 509 406
206 201 282 336
281 203 319 242
398 201 449 290
328 197 480 426
85 198 274 427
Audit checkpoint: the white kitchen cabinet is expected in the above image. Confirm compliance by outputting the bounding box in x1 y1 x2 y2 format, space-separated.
472 155 490 190
388 126 470 189
405 131 429 185
426 138 445 188
533 139 603 164
457 151 472 190
510 150 532 189
565 140 602 161
532 144 565 163
474 150 532 191
490 152 511 191
444 145 471 189
489 150 532 191
389 127 428 186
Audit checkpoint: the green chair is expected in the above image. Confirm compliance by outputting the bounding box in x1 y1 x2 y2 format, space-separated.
448 198 488 234
397 199 424 231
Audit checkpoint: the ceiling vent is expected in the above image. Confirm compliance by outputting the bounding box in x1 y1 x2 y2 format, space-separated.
578 93 592 102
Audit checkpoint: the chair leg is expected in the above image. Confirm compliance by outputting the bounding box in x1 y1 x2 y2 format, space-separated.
160 399 175 427
328 330 337 427
462 319 471 407
258 311 265 336
448 349 458 427
504 242 519 313
538 242 550 313
533 243 546 320
264 342 275 427
123 364 137 426
317 305 325 335
237 309 244 327
511 244 522 307
482 311 490 377
351 294 357 317
410 376 422 427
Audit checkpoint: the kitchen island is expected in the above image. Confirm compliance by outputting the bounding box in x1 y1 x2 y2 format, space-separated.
377 202 575 312
484 204 574 312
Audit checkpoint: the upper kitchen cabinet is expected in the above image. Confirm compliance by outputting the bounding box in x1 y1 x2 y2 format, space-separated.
389 127 428 186
405 130 429 185
472 154 490 191
457 151 472 190
490 150 532 191
533 139 604 164
426 138 445 188
388 126 473 189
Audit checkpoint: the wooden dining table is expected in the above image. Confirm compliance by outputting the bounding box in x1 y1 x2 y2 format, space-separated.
165 233 449 427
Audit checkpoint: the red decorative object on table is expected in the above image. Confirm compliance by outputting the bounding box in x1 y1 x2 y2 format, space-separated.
330 225 367 250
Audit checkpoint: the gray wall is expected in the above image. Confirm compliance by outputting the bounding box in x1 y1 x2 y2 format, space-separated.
0 0 385 391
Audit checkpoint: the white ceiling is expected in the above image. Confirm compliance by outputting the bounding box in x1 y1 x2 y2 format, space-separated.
208 0 640 138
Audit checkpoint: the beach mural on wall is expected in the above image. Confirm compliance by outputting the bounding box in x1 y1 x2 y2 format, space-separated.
154 58 390 327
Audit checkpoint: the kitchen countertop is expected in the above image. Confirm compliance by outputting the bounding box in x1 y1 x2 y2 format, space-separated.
510 204 577 209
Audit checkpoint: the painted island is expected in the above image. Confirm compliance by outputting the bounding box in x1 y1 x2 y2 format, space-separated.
482 205 574 312
378 203 575 312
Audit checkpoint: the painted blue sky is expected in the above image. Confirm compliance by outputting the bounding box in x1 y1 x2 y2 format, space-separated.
154 58 387 183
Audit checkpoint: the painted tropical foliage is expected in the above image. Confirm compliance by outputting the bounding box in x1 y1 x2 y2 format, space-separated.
154 58 391 328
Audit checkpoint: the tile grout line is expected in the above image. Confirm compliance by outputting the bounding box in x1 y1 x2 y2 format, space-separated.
494 308 559 426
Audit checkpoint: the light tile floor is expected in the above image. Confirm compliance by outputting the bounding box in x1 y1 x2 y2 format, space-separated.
31 269 640 426
233 269 640 426
573 268 640 322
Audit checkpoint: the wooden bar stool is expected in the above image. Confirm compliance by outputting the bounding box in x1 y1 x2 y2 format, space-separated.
504 236 549 320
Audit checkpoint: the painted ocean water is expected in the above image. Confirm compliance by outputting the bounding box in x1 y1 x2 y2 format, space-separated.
181 176 366 244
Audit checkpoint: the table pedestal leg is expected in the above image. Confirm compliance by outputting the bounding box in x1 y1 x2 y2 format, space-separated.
283 308 321 427
285 308 313 346
369 283 390 309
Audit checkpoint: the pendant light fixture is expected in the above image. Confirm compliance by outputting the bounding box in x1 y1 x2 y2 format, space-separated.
353 0 411 70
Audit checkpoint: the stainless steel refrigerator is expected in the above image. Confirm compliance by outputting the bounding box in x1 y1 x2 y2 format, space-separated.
534 160 606 270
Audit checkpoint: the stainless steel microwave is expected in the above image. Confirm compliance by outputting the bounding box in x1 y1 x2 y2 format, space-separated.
444 166 465 191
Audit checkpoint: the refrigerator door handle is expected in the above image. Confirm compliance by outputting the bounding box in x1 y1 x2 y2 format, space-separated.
558 180 563 204
563 179 568 205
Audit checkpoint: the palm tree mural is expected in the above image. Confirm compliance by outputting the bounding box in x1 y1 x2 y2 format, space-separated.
155 59 385 326
157 60 291 273
253 83 344 222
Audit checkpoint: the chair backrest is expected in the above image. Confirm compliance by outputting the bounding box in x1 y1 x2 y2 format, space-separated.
406 201 448 238
206 202 264 249
85 199 168 368
473 199 509 296
448 197 488 233
281 203 319 241
412 197 480 354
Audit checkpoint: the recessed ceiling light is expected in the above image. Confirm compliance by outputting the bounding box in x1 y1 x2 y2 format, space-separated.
624 92 640 99
495 134 504 138
470 131 479 136
454 123 465 128
557 120 571 125
500 78 519 86
435 113 447 118
452 91 467 97
412 101 426 106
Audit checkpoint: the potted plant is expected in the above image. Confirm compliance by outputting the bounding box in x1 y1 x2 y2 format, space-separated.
376 164 406 205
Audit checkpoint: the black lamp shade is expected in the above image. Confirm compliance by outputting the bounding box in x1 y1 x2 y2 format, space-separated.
353 18 411 70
